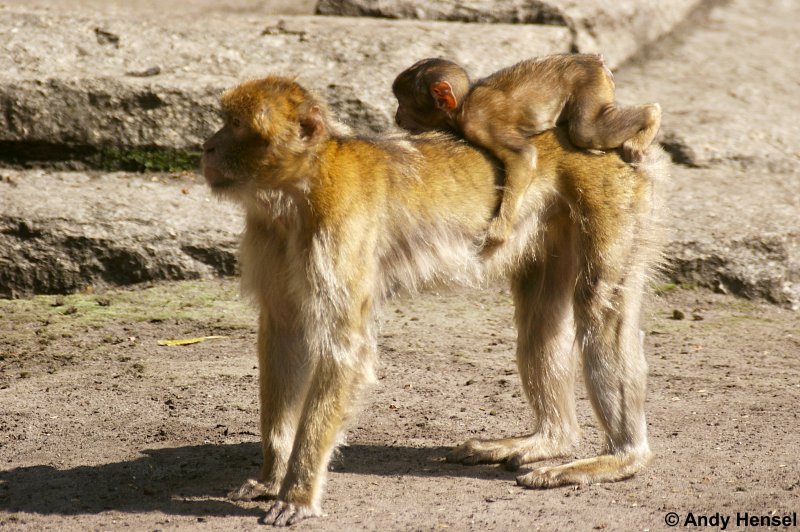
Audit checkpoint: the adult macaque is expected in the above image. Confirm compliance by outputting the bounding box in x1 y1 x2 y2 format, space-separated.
392 54 662 249
202 76 666 526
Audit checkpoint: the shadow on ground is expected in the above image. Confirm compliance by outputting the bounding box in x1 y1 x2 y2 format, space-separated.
0 442 514 516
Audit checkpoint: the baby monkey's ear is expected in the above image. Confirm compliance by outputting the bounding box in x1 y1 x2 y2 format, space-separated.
429 81 458 112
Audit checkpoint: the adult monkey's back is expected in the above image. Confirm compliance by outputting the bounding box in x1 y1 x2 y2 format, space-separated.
201 76 666 526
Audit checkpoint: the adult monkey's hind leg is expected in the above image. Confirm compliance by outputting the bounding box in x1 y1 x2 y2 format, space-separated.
448 211 580 469
517 241 652 488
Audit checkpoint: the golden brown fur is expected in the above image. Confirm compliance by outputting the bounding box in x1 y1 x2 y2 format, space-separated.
392 54 662 250
202 76 667 526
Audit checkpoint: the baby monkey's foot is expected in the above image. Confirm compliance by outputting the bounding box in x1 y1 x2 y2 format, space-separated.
622 141 646 165
480 236 505 258
481 219 510 257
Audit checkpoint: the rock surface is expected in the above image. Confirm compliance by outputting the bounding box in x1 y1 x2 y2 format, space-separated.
0 171 240 298
316 0 704 68
7 0 317 16
0 0 798 309
0 6 570 159
611 0 800 308
0 0 705 158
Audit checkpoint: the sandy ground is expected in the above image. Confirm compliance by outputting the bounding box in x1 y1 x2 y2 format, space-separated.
0 279 798 531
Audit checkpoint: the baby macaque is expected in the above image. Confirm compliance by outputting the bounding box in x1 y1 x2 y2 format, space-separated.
392 54 662 249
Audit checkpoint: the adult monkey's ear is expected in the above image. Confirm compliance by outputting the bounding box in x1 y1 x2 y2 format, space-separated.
300 105 326 143
430 81 458 112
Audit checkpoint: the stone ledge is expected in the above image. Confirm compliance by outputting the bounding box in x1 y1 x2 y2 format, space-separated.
2 168 797 309
316 0 705 68
0 170 240 298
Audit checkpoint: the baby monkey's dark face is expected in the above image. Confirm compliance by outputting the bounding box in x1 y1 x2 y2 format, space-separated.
392 57 467 135
393 92 453 134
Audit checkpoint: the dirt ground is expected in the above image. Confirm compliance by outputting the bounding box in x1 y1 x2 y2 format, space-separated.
0 279 798 531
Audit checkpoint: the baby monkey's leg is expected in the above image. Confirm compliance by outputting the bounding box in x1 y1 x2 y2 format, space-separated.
620 103 661 163
483 147 538 252
462 118 539 252
569 91 661 164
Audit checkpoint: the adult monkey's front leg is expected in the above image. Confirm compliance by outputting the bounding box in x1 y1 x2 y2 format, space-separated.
261 328 374 527
261 225 379 526
230 311 310 502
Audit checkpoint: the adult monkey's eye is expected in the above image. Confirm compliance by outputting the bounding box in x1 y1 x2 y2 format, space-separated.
231 117 242 128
